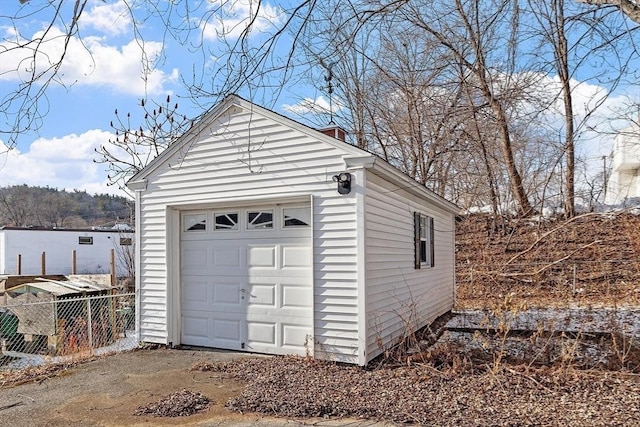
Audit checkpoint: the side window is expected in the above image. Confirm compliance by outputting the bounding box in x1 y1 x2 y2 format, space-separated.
215 212 239 230
283 207 311 228
184 213 207 232
247 210 274 229
414 212 434 269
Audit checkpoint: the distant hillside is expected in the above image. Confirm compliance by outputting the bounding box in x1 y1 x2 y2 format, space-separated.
0 185 132 229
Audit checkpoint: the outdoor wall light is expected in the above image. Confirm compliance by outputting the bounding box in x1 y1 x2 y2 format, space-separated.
332 172 352 194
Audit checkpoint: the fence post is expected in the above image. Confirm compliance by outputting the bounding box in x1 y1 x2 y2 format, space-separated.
110 248 116 288
72 250 77 275
16 254 21 275
87 298 93 350
41 251 46 275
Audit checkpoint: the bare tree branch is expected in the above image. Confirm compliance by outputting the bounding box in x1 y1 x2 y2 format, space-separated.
577 0 640 23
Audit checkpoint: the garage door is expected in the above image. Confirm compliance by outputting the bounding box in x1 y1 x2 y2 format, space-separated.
180 204 313 355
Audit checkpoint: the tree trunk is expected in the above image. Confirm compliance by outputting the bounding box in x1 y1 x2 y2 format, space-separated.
555 0 576 217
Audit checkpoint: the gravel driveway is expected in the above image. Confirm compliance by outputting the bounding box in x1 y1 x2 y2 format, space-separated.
0 347 387 427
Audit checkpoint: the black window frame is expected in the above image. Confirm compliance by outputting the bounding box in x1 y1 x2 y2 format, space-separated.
414 212 435 269
79 236 94 245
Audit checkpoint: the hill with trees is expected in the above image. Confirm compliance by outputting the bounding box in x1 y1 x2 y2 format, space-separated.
0 185 132 229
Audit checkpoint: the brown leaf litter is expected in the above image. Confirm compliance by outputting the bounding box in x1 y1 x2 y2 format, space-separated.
134 388 212 417
193 355 640 426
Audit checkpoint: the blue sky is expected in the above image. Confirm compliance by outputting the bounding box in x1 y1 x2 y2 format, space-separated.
0 0 637 199
0 0 330 197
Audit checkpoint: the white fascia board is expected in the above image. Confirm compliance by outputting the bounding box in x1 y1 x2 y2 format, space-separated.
126 179 147 191
344 156 376 170
351 156 460 214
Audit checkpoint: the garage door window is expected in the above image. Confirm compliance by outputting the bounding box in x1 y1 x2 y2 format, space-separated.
247 210 273 229
215 212 238 230
283 207 311 227
184 213 207 231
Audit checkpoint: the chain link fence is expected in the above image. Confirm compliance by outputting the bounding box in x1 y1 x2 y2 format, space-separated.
0 292 136 371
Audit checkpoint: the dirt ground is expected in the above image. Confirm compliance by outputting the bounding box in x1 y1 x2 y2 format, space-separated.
0 347 385 427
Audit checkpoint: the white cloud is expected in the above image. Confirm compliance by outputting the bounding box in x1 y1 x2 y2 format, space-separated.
282 96 333 115
0 130 124 196
201 0 283 41
80 1 132 36
0 24 175 96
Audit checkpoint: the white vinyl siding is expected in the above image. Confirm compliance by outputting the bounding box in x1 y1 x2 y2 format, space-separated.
364 171 455 362
135 105 363 362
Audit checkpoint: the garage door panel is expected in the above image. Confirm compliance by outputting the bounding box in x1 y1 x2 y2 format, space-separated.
282 246 311 268
246 283 276 307
212 281 243 306
282 323 312 349
247 321 276 345
212 317 243 344
248 246 276 268
181 313 211 346
213 247 242 267
182 278 213 311
282 285 312 308
246 317 312 354
182 244 212 271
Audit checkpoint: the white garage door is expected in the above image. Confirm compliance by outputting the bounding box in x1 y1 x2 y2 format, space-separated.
180 204 313 355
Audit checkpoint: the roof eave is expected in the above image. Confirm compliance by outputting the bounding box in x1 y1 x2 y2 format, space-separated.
348 156 460 214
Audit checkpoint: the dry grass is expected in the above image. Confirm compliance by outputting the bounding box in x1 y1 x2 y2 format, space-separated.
455 212 640 308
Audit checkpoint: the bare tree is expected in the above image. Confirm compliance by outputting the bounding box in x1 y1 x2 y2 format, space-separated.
397 0 538 216
0 184 37 226
577 0 640 22
297 0 562 214
37 191 79 227
2 1 93 149
551 1 576 217
527 0 638 215
94 95 193 197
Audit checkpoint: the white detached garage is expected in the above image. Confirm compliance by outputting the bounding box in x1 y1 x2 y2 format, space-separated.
128 95 459 365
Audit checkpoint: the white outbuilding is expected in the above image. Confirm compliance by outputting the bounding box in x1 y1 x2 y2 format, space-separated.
605 122 640 206
128 95 459 365
0 227 134 278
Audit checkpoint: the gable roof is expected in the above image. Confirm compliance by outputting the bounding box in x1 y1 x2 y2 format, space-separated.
127 94 459 214
127 94 370 185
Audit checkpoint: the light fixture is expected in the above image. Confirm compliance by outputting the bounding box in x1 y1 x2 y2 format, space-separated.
332 172 352 194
